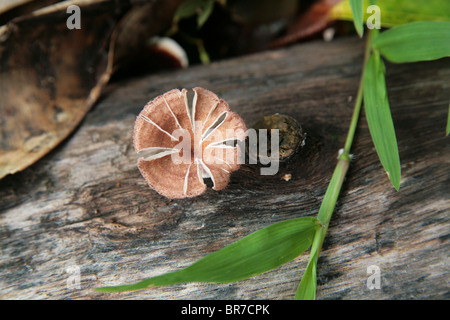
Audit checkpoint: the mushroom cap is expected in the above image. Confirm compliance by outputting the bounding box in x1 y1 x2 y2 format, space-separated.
133 87 247 199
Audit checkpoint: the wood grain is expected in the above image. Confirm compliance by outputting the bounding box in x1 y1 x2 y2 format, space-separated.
0 36 449 300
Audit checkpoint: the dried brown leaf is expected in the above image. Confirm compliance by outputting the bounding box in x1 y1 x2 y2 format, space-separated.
271 0 343 48
0 0 181 179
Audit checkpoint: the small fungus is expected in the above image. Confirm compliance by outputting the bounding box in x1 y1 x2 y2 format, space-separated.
133 88 247 199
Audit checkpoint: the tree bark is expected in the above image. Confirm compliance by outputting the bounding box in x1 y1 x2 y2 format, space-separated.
0 36 449 300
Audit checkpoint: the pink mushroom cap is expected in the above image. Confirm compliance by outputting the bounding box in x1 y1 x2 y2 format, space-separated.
133 87 247 199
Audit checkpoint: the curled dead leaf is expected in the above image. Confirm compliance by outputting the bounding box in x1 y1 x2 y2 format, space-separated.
0 0 182 179
271 0 342 48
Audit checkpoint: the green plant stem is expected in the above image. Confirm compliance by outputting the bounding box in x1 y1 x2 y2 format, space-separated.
297 31 373 300
343 29 374 156
311 29 374 272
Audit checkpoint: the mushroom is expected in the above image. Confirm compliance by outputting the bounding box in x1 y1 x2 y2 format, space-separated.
133 88 247 199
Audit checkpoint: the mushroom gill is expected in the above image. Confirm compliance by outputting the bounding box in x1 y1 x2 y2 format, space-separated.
133 87 247 199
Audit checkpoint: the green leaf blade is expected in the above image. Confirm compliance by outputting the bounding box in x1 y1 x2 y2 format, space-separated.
96 217 320 292
446 102 450 136
294 255 317 300
295 225 326 300
363 50 401 190
349 0 364 37
173 0 215 29
197 0 214 28
372 21 450 63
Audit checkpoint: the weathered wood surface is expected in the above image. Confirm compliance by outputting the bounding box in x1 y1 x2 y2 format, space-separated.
0 36 449 300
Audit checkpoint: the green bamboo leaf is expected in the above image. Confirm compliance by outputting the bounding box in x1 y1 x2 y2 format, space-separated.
294 254 317 300
96 217 320 292
363 50 401 190
372 21 450 63
295 221 328 300
349 0 364 37
446 102 450 136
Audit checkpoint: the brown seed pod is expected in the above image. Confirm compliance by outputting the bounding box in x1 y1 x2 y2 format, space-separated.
133 88 247 199
250 113 305 164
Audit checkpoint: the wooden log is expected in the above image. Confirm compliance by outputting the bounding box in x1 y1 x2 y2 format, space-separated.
0 36 449 300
